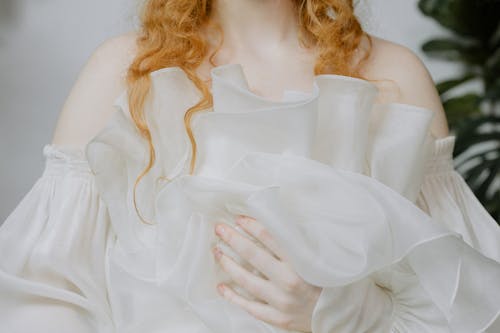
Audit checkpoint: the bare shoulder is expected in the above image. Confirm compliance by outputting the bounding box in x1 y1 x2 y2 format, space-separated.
51 31 139 149
359 34 450 139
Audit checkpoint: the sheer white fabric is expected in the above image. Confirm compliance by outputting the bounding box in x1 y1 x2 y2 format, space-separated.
0 145 114 333
311 135 500 333
416 136 500 262
1 63 499 333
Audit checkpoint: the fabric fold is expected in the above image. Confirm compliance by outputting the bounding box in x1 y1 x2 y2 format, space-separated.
148 149 500 333
82 62 500 332
416 135 500 264
0 145 114 332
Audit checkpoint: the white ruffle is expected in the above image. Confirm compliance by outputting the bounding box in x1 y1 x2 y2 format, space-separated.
81 63 500 332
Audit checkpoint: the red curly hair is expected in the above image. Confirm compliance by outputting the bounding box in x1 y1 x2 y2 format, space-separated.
126 0 373 224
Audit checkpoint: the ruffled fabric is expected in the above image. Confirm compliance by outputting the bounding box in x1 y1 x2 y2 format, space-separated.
80 62 500 333
0 145 114 332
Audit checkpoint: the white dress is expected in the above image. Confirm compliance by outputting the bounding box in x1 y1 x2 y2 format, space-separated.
1 63 500 333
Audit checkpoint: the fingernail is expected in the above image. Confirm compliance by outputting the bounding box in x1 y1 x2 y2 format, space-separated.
212 246 222 259
235 215 249 225
215 224 225 235
217 283 225 295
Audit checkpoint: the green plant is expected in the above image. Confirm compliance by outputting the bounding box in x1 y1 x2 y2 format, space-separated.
418 0 500 222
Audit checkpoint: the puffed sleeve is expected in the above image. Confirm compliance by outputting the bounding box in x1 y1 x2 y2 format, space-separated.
0 144 115 333
415 135 500 262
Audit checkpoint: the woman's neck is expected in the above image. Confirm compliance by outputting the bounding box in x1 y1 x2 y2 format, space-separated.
211 0 301 58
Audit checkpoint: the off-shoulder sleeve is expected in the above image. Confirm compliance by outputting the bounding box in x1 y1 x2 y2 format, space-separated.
0 144 115 333
415 135 500 262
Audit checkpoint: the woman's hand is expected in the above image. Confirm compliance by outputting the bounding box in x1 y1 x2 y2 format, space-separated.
213 214 322 332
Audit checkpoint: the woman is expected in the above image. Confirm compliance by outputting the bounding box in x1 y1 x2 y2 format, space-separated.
1 0 499 332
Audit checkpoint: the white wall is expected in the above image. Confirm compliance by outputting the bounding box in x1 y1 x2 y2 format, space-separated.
362 0 459 82
0 0 139 221
0 0 454 221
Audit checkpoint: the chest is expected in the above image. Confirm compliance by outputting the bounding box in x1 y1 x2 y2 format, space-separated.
196 52 318 102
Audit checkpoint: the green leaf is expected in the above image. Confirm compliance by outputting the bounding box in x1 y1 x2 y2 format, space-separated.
484 77 500 101
442 93 482 128
436 74 477 95
485 47 500 73
463 158 499 188
455 133 500 156
484 47 500 95
489 22 500 49
422 39 486 64
475 162 500 203
482 192 500 222
455 115 500 138
455 146 500 169
454 116 500 155
418 0 500 41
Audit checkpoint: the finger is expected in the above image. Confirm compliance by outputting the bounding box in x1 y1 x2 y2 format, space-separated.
217 283 293 330
235 215 289 261
213 246 291 310
215 223 288 283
